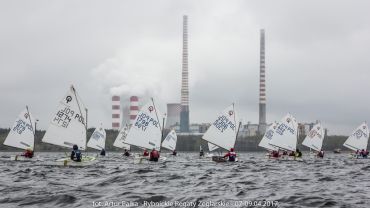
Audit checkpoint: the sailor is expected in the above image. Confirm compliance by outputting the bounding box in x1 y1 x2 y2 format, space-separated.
172 149 177 156
364 150 369 158
149 148 160 162
199 149 204 157
22 148 34 158
100 148 106 156
223 148 237 162
289 151 296 156
143 149 149 157
317 149 324 158
70 145 82 162
123 149 130 157
271 150 279 158
282 151 288 156
295 149 302 158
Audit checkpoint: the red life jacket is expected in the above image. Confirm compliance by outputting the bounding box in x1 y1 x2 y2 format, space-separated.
150 150 160 159
143 151 149 156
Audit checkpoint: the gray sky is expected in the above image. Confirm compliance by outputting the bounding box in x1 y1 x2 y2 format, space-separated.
1 0 370 135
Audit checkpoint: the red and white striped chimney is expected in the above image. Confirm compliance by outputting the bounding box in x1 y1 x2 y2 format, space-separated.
112 96 121 130
130 96 139 125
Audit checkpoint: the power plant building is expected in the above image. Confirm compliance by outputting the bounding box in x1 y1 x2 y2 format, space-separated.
166 103 181 129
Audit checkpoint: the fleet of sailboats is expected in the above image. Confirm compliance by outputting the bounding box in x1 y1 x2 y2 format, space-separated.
2 86 370 164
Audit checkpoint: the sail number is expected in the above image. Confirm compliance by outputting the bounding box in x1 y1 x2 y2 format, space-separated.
276 123 295 136
135 112 159 131
13 119 33 134
213 115 235 133
53 107 85 128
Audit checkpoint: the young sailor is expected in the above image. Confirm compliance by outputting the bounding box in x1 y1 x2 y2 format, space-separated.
143 149 149 157
21 148 34 158
223 148 237 162
71 145 82 162
199 149 204 157
149 148 160 162
172 149 177 156
100 148 106 156
295 149 302 158
270 150 279 158
123 149 130 157
317 149 324 158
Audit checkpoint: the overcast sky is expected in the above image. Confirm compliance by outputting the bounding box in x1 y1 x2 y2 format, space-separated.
1 0 370 135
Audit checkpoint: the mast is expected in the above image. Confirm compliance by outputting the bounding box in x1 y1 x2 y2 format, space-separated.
25 106 35 151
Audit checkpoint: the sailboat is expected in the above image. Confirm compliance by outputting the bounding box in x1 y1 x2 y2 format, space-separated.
302 122 324 158
343 122 369 159
42 85 96 166
268 113 299 160
87 124 106 156
3 106 36 161
202 104 241 162
161 129 177 153
123 98 165 163
113 124 131 152
258 121 280 153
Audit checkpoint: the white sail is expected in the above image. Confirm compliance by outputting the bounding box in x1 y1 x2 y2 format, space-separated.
42 85 87 150
302 123 324 152
202 104 239 151
343 122 369 151
208 142 219 152
113 125 131 150
87 125 106 151
124 99 163 150
258 122 279 151
3 107 35 150
268 113 298 152
161 129 177 151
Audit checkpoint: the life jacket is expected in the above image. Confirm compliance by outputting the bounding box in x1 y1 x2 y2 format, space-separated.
124 151 130 157
23 150 33 158
143 151 149 156
71 150 82 162
149 150 159 162
228 151 236 161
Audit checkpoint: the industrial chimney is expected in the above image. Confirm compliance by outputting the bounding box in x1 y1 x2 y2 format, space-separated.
258 29 267 135
180 15 190 132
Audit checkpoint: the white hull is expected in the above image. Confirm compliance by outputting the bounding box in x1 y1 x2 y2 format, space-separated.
51 156 97 167
9 155 39 162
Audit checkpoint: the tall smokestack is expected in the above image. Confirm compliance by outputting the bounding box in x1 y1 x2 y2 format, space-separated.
180 15 190 132
112 95 121 130
129 96 139 125
258 29 267 135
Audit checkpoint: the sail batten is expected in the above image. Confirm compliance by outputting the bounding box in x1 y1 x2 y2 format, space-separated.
42 85 87 150
202 104 239 151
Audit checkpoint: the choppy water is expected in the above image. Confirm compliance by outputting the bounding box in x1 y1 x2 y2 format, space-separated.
0 152 369 208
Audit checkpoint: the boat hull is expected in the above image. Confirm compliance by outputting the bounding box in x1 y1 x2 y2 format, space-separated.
54 156 97 167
